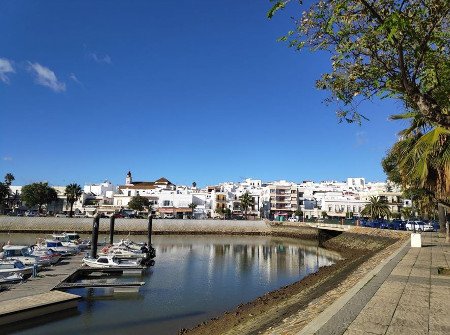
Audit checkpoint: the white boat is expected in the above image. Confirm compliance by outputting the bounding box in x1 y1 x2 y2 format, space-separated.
114 239 156 260
36 239 79 256
82 255 142 268
1 245 51 268
0 273 23 284
0 260 33 278
98 245 146 260
51 234 88 250
30 248 62 265
54 233 90 250
114 238 145 251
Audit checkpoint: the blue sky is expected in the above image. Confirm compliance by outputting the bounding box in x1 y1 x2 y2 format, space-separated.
0 1 407 187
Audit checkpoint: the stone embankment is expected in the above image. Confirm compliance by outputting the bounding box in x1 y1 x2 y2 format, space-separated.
182 227 410 335
0 217 318 237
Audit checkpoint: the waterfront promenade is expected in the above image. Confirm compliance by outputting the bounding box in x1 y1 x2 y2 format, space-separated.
298 233 450 335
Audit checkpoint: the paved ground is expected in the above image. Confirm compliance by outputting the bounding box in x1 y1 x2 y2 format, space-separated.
303 232 450 335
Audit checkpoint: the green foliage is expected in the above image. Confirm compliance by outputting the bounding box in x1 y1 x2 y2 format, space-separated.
65 183 83 217
240 192 254 219
269 0 450 128
21 182 58 213
321 210 327 218
127 195 150 211
188 203 197 218
382 112 450 201
295 209 303 217
361 196 391 219
0 183 9 209
4 173 14 186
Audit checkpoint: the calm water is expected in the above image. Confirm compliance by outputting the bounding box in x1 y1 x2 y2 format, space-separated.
1 234 340 335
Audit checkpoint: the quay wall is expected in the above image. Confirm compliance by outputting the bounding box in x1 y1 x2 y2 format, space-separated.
0 217 319 237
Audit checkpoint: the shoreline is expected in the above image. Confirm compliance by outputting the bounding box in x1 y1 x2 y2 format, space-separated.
179 228 409 335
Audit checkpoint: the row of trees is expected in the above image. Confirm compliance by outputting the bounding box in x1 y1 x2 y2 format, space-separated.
1 173 83 217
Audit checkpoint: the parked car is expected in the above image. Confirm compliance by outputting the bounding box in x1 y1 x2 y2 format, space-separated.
406 220 434 232
74 213 87 218
288 217 298 222
389 219 406 230
55 213 68 218
380 220 390 229
25 211 39 217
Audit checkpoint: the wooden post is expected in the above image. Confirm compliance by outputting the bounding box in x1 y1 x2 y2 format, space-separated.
90 214 100 259
148 214 153 246
109 216 115 245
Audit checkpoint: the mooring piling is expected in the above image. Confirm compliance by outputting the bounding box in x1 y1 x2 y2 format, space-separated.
90 214 100 258
109 215 115 245
148 214 153 246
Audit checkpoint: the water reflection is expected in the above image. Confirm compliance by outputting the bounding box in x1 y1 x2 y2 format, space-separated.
3 234 340 335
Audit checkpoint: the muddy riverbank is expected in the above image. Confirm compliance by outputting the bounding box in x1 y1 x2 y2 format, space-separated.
180 227 409 335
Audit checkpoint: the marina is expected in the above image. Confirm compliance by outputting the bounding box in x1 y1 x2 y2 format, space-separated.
0 233 340 335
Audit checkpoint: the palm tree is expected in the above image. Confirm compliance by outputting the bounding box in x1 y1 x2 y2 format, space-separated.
188 203 197 219
383 111 450 240
383 111 450 201
4 173 14 186
361 196 391 220
239 192 254 220
65 183 83 218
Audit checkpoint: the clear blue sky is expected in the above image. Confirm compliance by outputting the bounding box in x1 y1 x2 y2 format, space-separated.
0 1 407 187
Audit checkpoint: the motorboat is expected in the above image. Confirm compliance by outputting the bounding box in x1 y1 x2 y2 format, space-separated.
29 248 62 265
114 238 144 251
98 245 146 260
35 239 79 256
0 260 33 278
82 255 142 268
52 234 89 250
1 245 51 268
63 232 91 249
114 239 156 260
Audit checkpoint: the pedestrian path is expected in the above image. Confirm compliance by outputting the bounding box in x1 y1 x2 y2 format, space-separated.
302 233 450 335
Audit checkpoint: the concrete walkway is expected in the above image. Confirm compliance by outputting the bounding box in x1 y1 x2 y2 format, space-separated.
302 233 450 335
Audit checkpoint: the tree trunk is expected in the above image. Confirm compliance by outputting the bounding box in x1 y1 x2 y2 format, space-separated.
446 213 450 243
438 203 446 235
38 204 42 214
69 202 74 218
412 93 450 129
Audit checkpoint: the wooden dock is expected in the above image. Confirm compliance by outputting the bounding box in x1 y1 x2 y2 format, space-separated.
0 255 84 326
0 254 84 302
0 252 149 326
0 291 80 326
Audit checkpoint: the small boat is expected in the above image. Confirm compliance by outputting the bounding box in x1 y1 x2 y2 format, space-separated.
0 273 24 291
51 234 89 251
1 245 52 268
82 255 142 268
114 239 156 260
98 245 146 260
35 239 79 256
0 260 33 278
30 248 62 265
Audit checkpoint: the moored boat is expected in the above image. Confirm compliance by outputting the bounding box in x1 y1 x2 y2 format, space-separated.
82 255 142 268
1 245 52 268
35 239 79 256
0 260 33 278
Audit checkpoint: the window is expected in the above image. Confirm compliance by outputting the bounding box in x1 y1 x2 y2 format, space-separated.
163 200 171 206
128 191 131 196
